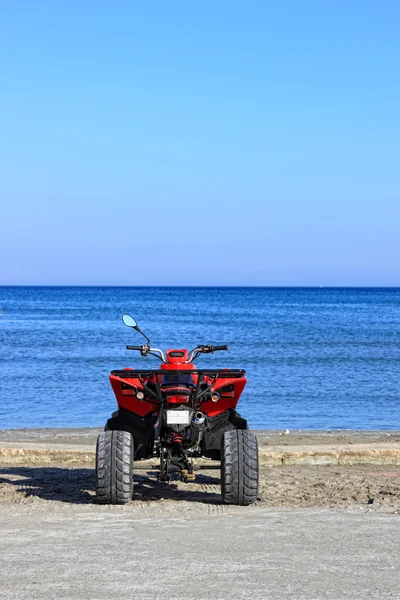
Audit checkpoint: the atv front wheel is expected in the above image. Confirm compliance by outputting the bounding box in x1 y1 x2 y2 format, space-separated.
96 430 134 504
221 430 258 505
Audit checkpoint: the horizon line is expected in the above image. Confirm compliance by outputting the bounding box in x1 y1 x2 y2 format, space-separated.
1 285 399 289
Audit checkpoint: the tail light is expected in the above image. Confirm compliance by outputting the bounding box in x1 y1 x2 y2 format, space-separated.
121 383 137 396
121 383 145 399
167 395 189 405
220 384 235 398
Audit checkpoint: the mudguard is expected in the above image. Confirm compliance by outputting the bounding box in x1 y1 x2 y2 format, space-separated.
201 409 248 460
106 407 155 459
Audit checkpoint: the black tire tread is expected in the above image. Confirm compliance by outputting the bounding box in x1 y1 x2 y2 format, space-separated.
96 430 133 504
221 429 258 505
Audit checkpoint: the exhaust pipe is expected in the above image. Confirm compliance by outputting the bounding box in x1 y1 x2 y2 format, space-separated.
193 411 206 425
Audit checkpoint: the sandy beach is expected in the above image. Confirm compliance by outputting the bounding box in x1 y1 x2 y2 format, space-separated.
1 428 400 511
1 428 400 599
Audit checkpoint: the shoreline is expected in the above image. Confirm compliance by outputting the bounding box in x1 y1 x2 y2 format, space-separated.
1 427 400 447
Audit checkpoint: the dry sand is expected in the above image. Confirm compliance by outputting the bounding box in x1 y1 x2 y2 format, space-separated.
1 429 400 599
1 428 400 511
1 462 400 512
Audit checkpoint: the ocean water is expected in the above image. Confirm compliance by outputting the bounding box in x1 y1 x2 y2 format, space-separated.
0 287 399 430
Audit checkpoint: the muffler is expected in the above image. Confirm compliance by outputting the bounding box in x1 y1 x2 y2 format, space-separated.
193 411 206 425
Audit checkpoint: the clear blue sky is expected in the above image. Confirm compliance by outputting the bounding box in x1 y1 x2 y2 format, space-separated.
1 1 399 286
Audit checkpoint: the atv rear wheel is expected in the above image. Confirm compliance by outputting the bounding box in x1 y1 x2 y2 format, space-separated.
221 429 258 505
96 430 134 504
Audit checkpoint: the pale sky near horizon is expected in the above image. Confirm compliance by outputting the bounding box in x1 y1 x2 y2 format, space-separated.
1 1 399 286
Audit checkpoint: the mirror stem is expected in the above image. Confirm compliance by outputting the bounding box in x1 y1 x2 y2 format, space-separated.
135 326 150 345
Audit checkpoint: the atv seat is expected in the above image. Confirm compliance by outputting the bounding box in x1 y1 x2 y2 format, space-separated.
161 373 195 389
161 385 192 397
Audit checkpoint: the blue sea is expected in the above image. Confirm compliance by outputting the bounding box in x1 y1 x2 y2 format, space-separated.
0 287 399 430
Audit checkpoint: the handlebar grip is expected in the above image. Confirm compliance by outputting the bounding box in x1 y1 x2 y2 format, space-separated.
126 345 142 350
213 345 228 351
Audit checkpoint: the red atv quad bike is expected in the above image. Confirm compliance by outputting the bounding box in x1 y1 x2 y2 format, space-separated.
95 315 259 505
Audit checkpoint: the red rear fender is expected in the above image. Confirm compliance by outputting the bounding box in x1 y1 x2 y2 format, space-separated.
201 377 247 417
109 371 156 417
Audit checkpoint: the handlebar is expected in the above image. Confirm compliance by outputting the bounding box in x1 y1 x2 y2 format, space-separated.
126 345 166 362
126 344 228 363
186 344 228 362
196 344 228 353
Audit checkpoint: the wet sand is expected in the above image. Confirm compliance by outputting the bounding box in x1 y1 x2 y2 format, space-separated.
1 427 400 447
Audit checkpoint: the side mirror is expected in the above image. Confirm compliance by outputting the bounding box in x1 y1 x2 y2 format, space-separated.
122 314 138 329
121 314 151 345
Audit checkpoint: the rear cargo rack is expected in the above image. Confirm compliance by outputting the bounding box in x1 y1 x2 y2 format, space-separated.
110 369 246 379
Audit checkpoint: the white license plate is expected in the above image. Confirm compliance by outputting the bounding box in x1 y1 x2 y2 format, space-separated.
166 410 190 425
